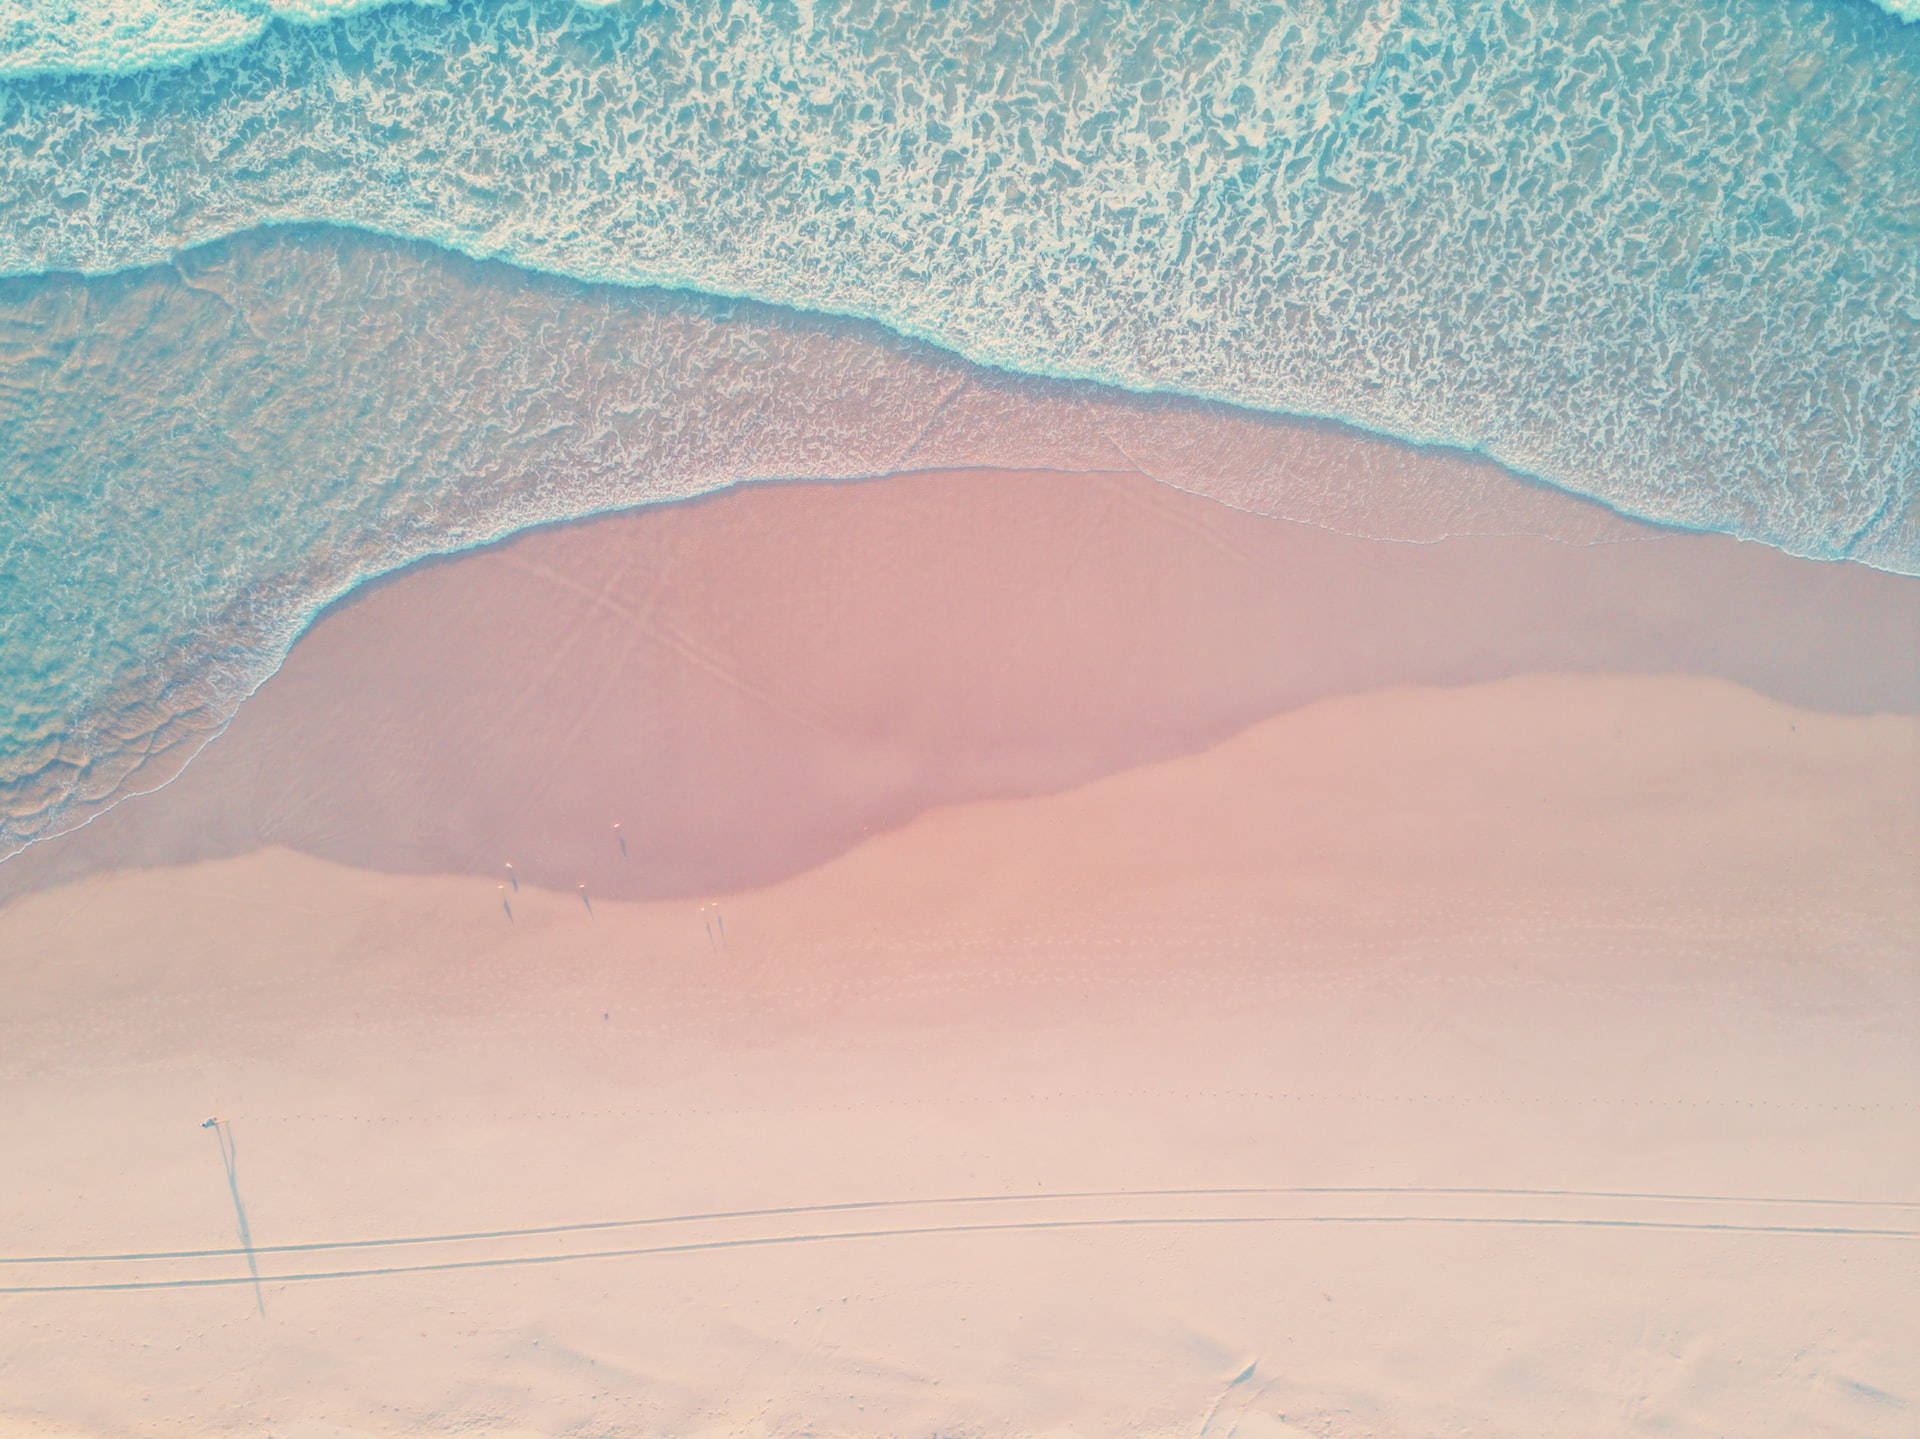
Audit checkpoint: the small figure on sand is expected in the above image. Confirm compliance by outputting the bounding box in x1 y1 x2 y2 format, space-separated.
614 821 627 860
578 882 593 918
500 883 513 923
505 860 518 892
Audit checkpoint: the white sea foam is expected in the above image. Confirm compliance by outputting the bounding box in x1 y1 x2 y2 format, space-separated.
4 0 1912 83
0 227 1656 860
2 0 1911 574
1 0 1915 857
0 0 444 78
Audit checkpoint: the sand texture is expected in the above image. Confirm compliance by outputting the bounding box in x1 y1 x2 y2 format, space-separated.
4 467 1915 907
1 468 1916 1438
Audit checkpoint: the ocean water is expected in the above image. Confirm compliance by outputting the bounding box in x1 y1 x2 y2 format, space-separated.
0 1 442 79
1 0 1917 856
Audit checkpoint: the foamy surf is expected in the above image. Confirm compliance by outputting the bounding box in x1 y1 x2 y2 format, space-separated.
2 0 1913 566
0 0 444 79
0 226 1666 863
2 0 1916 858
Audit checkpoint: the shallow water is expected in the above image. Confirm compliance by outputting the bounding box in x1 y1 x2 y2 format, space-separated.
1 0 1916 855
5 0 1916 557
1 226 1653 857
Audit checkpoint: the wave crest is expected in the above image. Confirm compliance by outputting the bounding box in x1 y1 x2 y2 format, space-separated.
3 0 1914 573
0 0 465 79
0 226 1649 860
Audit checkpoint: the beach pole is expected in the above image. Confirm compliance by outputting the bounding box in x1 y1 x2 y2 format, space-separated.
200 1118 265 1316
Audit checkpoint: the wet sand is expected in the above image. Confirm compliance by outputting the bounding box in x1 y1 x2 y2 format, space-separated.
3 465 1915 905
1 467 1916 1438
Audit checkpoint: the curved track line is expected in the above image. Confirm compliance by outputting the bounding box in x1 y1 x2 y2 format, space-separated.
4 1212 1916 1295
6 1185 1915 1266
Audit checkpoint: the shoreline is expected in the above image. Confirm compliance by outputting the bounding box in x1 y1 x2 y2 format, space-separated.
10 220 1916 862
10 219 1869 565
4 462 1914 908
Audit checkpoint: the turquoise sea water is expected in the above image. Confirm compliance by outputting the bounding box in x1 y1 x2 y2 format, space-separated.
2 0 1917 856
18 0 1920 80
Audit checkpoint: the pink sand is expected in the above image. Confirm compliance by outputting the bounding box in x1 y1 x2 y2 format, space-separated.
3 465 1913 905
1 465 1915 1439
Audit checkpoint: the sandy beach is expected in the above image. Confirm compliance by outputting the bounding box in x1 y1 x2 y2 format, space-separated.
4 465 1915 907
7 3 1917 1433
2 466 1916 1438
